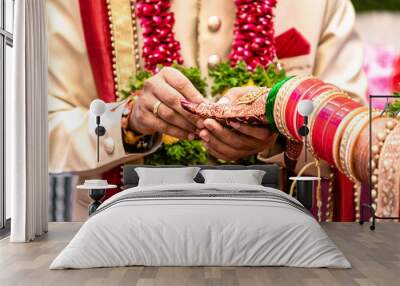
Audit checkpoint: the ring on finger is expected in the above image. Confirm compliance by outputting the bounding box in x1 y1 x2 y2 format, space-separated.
153 101 162 117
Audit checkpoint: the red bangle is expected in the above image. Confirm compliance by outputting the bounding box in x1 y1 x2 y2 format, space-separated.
311 96 352 161
293 83 340 141
285 79 322 139
323 100 364 164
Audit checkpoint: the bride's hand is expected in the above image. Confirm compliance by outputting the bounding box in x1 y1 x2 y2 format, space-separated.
197 86 276 161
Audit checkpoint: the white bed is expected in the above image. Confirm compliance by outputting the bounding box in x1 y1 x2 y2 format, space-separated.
50 183 350 269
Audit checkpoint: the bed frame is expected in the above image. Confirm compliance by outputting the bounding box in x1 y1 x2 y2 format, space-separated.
122 164 282 189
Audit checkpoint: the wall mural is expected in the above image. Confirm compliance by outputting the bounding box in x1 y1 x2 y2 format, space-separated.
47 0 400 222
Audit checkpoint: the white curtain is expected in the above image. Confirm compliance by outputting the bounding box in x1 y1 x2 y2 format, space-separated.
8 0 48 242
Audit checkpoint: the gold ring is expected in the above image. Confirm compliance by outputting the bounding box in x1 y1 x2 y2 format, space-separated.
153 101 162 117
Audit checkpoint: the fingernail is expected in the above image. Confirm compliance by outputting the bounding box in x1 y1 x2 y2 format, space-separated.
204 119 214 130
197 120 205 129
199 132 209 142
200 135 209 143
181 99 194 112
188 133 195 140
180 99 189 107
230 121 240 129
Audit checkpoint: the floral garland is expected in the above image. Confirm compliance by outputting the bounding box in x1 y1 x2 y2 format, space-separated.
136 0 277 72
136 0 183 72
229 0 277 70
126 0 281 101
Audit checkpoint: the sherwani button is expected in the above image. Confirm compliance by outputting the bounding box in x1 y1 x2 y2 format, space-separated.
104 137 115 155
207 16 221 32
208 54 221 69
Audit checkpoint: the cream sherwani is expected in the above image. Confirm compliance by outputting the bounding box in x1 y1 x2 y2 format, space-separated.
48 0 367 176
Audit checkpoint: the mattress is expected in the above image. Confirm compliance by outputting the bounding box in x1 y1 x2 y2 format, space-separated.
50 183 350 269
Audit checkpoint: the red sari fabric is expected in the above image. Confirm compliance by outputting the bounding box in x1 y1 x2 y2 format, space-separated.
78 0 116 103
79 0 120 199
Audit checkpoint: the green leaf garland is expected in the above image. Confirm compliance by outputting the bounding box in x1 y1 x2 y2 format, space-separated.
144 140 209 165
387 93 400 117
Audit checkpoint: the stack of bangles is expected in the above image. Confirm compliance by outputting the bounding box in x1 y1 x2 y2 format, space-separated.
263 76 400 217
180 75 400 217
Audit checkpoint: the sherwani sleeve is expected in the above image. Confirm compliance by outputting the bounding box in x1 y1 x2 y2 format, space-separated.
47 0 160 175
313 0 367 101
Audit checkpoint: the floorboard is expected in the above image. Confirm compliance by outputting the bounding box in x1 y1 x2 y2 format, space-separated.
0 222 399 286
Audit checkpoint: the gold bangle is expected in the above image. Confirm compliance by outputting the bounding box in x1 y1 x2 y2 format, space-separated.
121 98 144 146
339 110 373 181
345 111 380 181
273 76 297 137
122 128 142 145
279 75 314 140
340 111 368 182
274 75 313 140
332 107 368 173
339 111 367 180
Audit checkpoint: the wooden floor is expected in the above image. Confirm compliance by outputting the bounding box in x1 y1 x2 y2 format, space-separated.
0 222 399 286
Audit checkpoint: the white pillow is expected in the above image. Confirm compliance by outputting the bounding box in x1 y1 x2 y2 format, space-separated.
200 169 266 185
135 167 200 186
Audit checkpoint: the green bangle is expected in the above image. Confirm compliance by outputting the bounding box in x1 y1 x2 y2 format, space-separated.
265 76 295 132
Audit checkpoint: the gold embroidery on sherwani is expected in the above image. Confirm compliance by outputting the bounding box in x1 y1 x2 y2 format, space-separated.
108 0 138 95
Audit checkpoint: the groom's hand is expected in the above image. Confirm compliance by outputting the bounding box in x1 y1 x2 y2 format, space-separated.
198 86 276 161
130 67 205 140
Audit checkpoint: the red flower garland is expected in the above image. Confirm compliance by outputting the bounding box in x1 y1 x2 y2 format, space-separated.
136 0 183 72
229 0 277 71
136 0 277 72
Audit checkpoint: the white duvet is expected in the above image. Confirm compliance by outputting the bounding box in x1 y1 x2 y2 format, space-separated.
50 183 350 269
